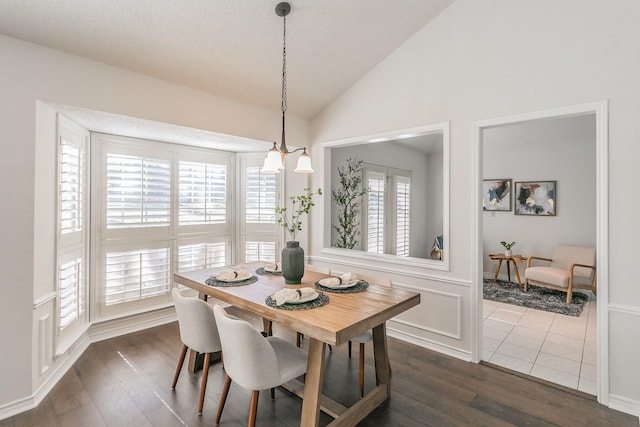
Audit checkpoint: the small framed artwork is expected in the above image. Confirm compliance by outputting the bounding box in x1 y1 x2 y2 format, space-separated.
483 179 512 211
514 180 556 216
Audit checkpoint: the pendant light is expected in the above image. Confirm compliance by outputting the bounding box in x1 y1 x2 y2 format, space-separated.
262 2 313 174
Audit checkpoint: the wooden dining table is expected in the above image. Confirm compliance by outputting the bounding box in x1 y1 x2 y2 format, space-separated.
173 261 420 427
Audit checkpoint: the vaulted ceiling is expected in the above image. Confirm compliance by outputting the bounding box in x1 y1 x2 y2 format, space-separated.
0 0 454 120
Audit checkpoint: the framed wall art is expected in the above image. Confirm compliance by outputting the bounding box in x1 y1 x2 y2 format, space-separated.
482 178 512 211
514 180 556 216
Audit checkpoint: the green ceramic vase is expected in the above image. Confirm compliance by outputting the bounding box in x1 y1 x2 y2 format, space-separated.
282 241 304 284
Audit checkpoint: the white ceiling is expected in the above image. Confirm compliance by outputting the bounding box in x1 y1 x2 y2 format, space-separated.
0 0 454 120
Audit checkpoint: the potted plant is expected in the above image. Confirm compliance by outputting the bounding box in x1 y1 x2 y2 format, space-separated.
332 158 368 249
275 187 322 284
500 241 516 257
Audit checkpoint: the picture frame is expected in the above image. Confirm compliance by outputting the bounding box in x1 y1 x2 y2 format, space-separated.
482 179 512 211
514 180 556 216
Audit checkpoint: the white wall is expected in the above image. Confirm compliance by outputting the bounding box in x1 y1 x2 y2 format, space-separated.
482 114 596 275
309 0 640 416
0 34 308 415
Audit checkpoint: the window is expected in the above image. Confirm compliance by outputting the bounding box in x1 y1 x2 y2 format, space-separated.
92 134 233 319
365 171 385 254
364 167 412 256
179 161 227 225
56 117 89 350
106 154 171 228
394 176 411 256
238 154 281 263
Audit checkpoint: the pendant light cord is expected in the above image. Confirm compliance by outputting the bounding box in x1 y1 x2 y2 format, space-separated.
281 15 287 114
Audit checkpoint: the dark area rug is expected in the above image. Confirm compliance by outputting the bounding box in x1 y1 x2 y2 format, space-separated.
483 278 588 317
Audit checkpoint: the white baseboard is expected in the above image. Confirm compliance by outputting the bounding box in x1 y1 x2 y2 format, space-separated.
608 394 640 420
387 325 472 362
0 308 177 422
89 306 177 343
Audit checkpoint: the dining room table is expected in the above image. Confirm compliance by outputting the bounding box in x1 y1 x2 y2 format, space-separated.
173 261 420 427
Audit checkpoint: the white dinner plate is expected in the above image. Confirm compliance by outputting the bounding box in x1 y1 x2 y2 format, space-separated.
318 278 359 289
264 264 281 273
215 272 252 282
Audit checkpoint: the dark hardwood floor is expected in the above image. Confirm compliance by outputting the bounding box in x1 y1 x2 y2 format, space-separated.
2 308 637 427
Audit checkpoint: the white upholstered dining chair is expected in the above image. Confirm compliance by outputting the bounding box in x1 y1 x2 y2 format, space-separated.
171 288 222 414
213 305 308 427
349 273 393 398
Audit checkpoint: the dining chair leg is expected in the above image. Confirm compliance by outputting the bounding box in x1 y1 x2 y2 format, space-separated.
359 343 365 398
348 341 352 358
171 344 188 389
248 390 259 427
270 387 275 399
215 374 232 424
197 352 211 414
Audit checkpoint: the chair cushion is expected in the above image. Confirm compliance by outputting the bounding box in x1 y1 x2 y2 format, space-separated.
525 266 569 288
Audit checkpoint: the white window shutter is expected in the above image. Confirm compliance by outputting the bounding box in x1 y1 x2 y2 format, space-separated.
395 176 411 257
366 171 385 254
105 154 171 228
179 161 227 225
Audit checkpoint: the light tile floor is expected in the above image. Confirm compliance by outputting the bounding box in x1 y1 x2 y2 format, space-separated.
483 292 597 395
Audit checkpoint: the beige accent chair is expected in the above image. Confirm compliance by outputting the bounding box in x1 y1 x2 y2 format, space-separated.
213 305 308 427
348 273 392 398
524 244 596 304
171 288 222 414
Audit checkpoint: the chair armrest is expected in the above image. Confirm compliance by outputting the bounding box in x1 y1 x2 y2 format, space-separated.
569 263 596 275
526 256 552 268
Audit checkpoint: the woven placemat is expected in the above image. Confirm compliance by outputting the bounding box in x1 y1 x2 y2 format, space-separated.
315 280 369 294
265 292 330 310
205 275 258 287
255 267 282 277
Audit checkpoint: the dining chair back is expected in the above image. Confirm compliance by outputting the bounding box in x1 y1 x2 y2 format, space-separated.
349 273 392 398
213 305 308 427
171 288 222 414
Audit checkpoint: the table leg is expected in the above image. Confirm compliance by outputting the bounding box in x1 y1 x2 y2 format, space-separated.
513 262 522 286
301 338 326 426
493 259 503 283
372 323 391 393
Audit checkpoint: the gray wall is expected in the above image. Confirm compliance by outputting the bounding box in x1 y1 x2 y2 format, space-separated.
330 142 436 258
482 114 597 276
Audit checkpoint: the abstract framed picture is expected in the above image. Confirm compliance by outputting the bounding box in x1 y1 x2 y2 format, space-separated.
483 179 512 211
514 181 556 216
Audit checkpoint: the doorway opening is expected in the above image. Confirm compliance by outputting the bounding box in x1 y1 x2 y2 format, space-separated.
472 101 608 404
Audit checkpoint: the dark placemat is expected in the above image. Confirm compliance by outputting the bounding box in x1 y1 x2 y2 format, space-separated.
255 267 282 277
205 275 258 287
315 280 369 294
265 291 330 310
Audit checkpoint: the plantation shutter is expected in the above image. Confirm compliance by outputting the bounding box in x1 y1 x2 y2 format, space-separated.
179 161 227 225
395 176 411 256
104 247 171 306
105 154 171 228
366 171 385 254
238 155 281 263
56 117 89 350
177 241 228 272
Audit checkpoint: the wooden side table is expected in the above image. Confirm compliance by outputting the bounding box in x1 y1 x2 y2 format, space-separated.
489 254 525 286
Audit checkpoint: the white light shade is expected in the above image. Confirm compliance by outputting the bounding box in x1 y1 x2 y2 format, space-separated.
262 145 284 173
294 150 313 173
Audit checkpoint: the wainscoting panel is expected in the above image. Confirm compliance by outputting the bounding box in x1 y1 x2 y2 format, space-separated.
608 305 640 417
38 315 51 376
